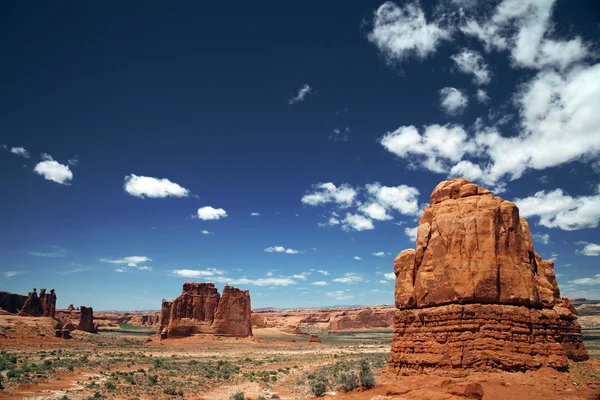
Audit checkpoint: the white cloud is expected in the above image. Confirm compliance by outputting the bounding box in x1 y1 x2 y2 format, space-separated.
29 246 68 258
302 182 357 208
326 290 354 300
580 243 600 256
10 147 30 158
353 256 362 260
266 272 273 276
201 230 213 235
359 202 392 221
312 281 328 286
197 206 228 220
531 233 550 244
372 252 386 257
460 0 589 70
34 159 73 184
404 226 418 241
515 188 600 231
250 212 261 216
317 270 330 276
115 268 126 273
439 87 468 115
124 174 189 198
289 84 313 105
4 271 25 278
292 273 310 280
476 89 490 103
137 266 152 271
451 49 491 85
342 213 374 232
365 182 420 216
264 246 299 254
40 153 53 161
101 256 152 267
382 272 395 280
568 274 600 285
333 273 364 284
380 124 474 174
170 268 225 278
367 1 450 63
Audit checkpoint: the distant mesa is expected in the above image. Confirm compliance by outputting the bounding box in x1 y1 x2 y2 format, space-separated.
390 178 588 373
159 282 252 339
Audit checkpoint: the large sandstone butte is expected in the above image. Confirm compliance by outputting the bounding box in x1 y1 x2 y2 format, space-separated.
160 282 252 338
77 306 97 333
391 178 588 373
18 288 56 318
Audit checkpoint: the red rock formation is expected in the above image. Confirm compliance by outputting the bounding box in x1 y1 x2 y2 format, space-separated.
308 334 321 343
329 308 394 331
0 291 28 314
39 289 56 318
18 289 44 317
77 306 97 333
161 282 252 338
390 178 588 373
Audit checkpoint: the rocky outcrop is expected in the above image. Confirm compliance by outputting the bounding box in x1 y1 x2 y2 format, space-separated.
39 289 56 318
329 308 394 331
0 291 28 314
77 306 97 333
160 282 252 338
390 178 588 373
309 334 321 343
16 288 56 317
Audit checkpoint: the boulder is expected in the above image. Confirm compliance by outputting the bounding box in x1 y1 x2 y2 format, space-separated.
390 178 588 373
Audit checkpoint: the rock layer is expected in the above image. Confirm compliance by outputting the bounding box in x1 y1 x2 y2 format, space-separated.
390 178 588 372
160 282 252 338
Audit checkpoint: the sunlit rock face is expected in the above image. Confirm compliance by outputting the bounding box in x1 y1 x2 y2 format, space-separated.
160 282 252 339
391 178 588 373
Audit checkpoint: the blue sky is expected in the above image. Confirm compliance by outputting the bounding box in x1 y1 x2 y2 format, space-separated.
1 0 599 311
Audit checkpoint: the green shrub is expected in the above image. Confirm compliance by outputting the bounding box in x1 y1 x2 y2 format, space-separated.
337 371 358 392
230 391 245 400
308 380 327 397
359 359 375 389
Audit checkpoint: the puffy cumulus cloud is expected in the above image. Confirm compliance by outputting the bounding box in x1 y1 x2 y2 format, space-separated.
302 182 357 208
353 256 362 260
201 230 213 235
439 87 469 115
197 206 228 220
34 158 73 185
380 124 474 174
289 84 313 105
372 252 386 257
101 256 152 267
10 147 30 158
404 226 418 241
358 202 392 221
460 0 590 70
578 243 600 256
365 182 420 216
318 216 341 228
332 273 364 284
292 272 311 280
250 212 261 216
378 272 395 280
124 174 189 198
264 246 299 254
367 1 450 63
342 213 374 232
312 281 328 286
531 233 550 244
317 270 330 276
514 187 600 231
451 49 491 85
170 268 225 278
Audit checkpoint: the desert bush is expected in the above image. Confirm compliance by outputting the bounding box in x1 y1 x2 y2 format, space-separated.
337 371 358 392
359 359 375 389
308 379 327 397
230 391 245 400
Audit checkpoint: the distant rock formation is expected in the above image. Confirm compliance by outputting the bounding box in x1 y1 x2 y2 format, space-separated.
0 291 28 314
18 288 56 318
329 308 394 331
77 306 97 333
160 282 252 338
308 334 321 343
390 178 588 373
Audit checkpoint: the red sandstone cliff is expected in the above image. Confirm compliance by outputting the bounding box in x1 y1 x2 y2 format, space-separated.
18 288 56 318
390 178 588 373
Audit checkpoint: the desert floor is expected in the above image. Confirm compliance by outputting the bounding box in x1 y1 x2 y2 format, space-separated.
0 322 599 400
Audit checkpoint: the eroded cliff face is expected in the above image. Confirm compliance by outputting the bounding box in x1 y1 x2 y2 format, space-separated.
391 178 588 373
161 282 252 338
0 291 28 314
17 288 56 318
